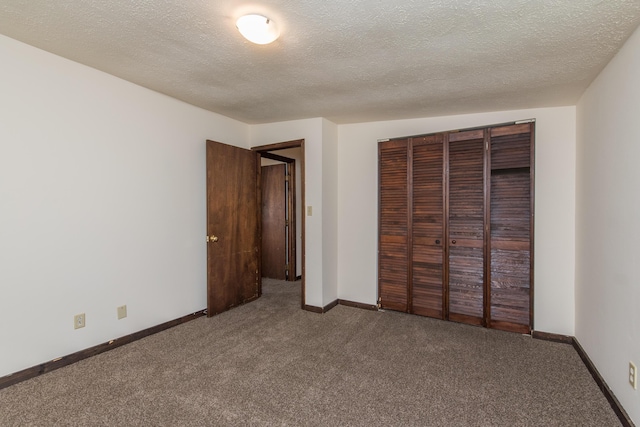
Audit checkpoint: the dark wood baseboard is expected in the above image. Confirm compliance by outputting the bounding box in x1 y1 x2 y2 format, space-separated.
338 299 378 311
303 299 338 314
303 304 323 313
305 299 379 313
0 309 206 391
324 299 339 312
533 330 633 427
572 338 634 427
531 330 574 344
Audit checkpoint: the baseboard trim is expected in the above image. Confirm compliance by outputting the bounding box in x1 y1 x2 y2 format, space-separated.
572 338 634 427
338 299 378 311
324 299 339 312
0 309 206 391
303 304 323 313
531 330 574 344
533 331 634 427
303 299 338 314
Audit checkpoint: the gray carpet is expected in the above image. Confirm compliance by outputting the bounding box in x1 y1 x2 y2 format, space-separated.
0 279 620 426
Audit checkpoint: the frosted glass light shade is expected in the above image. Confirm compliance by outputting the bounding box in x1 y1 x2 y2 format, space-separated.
236 14 279 45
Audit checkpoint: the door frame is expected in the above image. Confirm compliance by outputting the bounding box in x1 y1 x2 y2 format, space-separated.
253 139 306 309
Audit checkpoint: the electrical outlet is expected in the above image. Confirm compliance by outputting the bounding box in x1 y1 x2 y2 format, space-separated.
630 361 637 390
74 313 85 329
117 305 127 320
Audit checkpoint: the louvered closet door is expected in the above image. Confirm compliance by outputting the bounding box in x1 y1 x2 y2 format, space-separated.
378 139 409 312
488 124 533 333
447 130 486 326
412 135 445 318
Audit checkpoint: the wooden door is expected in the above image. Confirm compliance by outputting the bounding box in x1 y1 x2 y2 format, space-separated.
446 130 486 326
487 123 533 333
261 164 287 280
378 139 409 312
206 140 260 316
411 135 445 318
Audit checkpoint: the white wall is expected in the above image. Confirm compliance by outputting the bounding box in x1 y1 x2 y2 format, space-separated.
337 106 577 335
576 25 640 424
0 34 249 377
249 119 325 307
321 119 339 305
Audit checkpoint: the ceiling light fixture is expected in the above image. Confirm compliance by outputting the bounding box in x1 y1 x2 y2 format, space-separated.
236 14 279 45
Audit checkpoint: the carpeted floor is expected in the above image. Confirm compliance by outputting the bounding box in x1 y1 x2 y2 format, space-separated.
0 279 621 426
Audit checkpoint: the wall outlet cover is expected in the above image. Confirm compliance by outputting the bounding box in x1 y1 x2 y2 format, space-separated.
117 305 127 320
74 313 85 329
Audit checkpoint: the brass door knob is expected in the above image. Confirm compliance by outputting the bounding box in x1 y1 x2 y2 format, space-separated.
206 235 219 243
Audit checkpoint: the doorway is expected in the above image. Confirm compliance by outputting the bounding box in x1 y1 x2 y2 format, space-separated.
253 140 305 308
261 155 296 281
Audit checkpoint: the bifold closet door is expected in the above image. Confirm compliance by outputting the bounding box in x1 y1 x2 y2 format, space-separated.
378 123 534 333
488 123 533 333
447 130 486 326
411 135 445 318
378 139 409 312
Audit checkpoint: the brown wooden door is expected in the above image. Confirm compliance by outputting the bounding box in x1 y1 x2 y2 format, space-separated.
206 140 260 316
411 134 445 318
487 123 533 333
378 139 409 312
446 130 486 326
261 164 287 280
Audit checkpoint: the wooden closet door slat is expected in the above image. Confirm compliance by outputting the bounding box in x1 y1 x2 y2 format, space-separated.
489 125 532 333
447 134 485 325
412 135 444 318
379 139 409 312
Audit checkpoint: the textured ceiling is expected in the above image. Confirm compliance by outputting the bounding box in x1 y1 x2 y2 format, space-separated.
1 1 639 124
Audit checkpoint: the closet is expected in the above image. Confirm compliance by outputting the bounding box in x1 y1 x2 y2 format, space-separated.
378 122 534 334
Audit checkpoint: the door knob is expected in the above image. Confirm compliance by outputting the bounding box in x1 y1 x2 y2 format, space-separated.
435 239 441 244
206 235 219 243
451 239 457 244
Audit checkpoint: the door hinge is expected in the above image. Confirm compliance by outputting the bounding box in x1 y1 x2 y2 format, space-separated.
377 296 382 309
285 220 289 226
